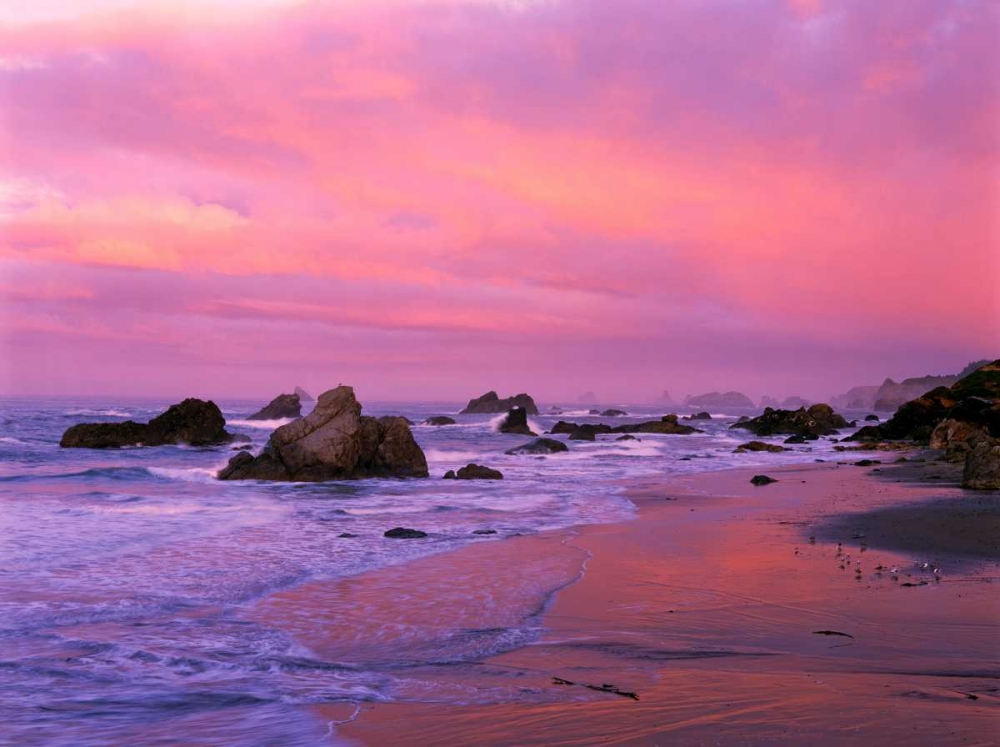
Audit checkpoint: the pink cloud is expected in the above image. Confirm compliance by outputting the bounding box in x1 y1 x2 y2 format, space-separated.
0 0 997 399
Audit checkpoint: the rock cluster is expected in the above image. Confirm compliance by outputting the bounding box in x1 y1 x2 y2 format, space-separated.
730 404 848 437
218 386 428 481
461 391 538 415
444 463 504 480
61 399 237 448
248 393 302 420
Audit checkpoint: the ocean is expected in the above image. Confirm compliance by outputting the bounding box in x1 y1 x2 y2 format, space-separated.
0 396 873 745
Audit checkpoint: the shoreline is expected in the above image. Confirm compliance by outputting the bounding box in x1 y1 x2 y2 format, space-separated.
270 456 1000 745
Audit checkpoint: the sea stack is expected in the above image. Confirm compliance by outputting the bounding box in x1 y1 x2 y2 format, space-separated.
218 386 428 481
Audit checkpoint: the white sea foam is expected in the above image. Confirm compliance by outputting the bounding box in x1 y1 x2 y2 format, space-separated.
0 436 26 445
227 418 295 430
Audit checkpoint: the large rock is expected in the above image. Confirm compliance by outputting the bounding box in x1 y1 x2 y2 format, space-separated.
218 386 428 481
962 437 1000 490
730 404 847 437
248 393 302 420
61 399 235 448
931 419 988 462
506 438 569 455
498 407 536 436
684 391 754 409
848 361 1000 443
461 391 538 415
550 421 611 436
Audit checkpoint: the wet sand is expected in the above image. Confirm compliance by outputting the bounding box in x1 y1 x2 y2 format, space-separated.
254 459 1000 745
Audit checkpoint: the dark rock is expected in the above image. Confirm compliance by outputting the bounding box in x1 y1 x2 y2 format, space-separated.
551 421 611 436
683 411 712 421
600 409 627 417
506 438 569 455
472 529 498 535
588 409 601 415
962 437 1000 489
384 527 427 539
569 424 607 441
499 407 536 436
783 435 807 444
865 414 880 422
443 470 456 479
855 459 881 467
248 393 301 420
750 475 778 486
338 532 358 538
615 434 640 442
217 386 428 481
730 404 847 437
461 391 538 415
611 414 701 436
684 391 754 409
61 398 234 448
734 441 787 453
736 416 750 423
425 416 457 426
232 444 253 451
455 463 503 480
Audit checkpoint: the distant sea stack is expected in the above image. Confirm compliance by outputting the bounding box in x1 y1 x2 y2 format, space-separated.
684 391 754 409
61 399 238 448
219 386 428 481
655 390 675 405
461 391 539 415
830 385 880 410
577 391 598 404
248 393 302 420
294 386 314 402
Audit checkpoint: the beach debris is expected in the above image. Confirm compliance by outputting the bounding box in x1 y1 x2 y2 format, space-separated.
812 630 854 638
552 677 639 701
383 527 428 539
750 474 778 486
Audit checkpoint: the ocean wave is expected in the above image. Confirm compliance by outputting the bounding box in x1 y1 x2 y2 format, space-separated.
424 448 490 463
65 409 133 418
227 418 295 430
0 436 27 445
147 466 224 483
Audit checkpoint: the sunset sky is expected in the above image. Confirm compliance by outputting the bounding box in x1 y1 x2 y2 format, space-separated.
1 0 997 403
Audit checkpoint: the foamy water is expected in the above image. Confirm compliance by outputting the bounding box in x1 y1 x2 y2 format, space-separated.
0 396 869 745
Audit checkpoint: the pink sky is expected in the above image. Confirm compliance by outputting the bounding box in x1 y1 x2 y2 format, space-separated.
1 0 997 403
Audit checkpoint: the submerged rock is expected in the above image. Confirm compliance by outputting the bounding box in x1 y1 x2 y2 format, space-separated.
218 386 428 481
735 441 787 453
601 408 627 417
962 437 1000 490
499 407 536 436
750 475 778 486
615 434 640 442
61 399 235 448
384 527 427 539
611 414 701 436
506 438 569 455
455 463 504 480
551 421 612 435
248 393 301 420
461 391 538 415
865 414 880 422
424 416 457 426
730 404 847 437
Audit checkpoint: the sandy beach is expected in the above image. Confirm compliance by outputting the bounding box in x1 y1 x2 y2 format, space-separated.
247 458 1000 745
